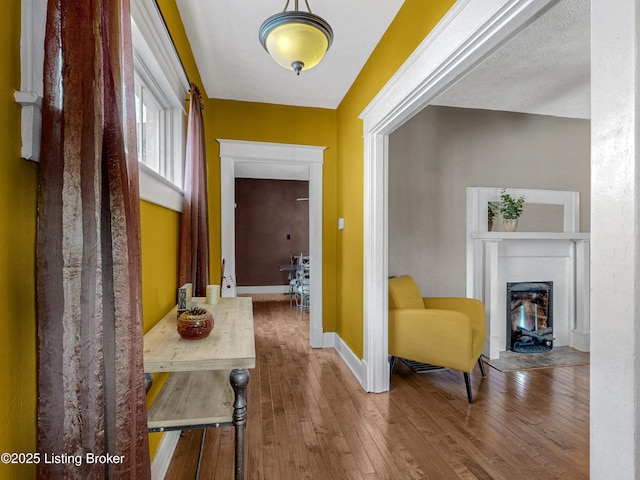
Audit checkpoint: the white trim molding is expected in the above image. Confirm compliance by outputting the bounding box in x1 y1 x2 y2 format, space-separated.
359 0 558 392
150 430 180 480
16 0 46 161
130 0 190 106
138 163 184 212
236 286 289 295
218 139 325 347
322 332 368 391
131 0 189 208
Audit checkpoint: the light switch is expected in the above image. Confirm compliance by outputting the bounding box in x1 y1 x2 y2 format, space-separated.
338 218 345 230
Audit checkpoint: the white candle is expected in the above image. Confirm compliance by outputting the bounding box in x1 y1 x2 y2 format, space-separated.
206 285 220 304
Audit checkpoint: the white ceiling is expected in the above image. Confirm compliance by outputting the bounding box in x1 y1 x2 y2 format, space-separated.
175 0 590 118
175 0 404 109
432 0 591 120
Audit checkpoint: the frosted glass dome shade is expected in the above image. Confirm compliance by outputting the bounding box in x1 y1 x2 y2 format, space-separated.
259 11 333 75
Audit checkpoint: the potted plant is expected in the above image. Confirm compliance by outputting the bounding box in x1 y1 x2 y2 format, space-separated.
499 188 525 232
487 202 499 231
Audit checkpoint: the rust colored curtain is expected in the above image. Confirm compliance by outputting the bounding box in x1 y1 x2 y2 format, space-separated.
178 84 210 296
36 0 150 478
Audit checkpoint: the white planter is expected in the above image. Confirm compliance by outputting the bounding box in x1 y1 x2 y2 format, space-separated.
503 218 518 232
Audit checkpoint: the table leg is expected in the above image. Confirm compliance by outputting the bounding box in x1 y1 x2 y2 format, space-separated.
230 368 250 480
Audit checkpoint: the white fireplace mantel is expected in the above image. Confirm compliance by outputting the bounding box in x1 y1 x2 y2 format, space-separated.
466 187 591 359
472 232 590 241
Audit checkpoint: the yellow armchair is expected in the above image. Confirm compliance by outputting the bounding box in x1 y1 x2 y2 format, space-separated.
388 275 487 403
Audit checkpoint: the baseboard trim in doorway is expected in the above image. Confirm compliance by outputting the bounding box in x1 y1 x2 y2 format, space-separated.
151 430 180 480
323 331 368 391
236 285 289 294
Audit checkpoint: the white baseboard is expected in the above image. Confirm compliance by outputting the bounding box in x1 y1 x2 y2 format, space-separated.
236 285 289 294
151 431 180 480
322 332 367 391
571 329 591 352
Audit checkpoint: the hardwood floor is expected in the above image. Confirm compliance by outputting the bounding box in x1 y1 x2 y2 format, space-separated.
163 294 589 479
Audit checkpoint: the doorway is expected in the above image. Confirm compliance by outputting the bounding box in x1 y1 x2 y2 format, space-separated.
360 0 561 392
219 139 325 347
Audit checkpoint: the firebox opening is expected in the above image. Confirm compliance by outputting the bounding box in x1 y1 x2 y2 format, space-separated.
507 281 554 354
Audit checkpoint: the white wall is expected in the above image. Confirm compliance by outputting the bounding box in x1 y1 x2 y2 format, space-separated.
591 0 640 476
388 106 590 296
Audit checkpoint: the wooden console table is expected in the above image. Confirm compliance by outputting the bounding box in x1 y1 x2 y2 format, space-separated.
144 297 255 479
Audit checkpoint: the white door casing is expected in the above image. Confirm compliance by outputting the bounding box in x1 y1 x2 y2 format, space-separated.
219 139 325 347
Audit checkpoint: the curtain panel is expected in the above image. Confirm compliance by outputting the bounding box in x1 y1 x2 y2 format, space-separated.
178 84 211 297
36 1 150 478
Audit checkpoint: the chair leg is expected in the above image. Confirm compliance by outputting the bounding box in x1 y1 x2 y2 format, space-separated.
464 372 473 403
389 356 397 380
478 356 486 378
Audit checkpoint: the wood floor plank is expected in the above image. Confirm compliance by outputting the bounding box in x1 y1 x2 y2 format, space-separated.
160 294 589 479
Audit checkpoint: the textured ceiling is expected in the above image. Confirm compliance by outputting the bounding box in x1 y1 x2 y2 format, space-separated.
175 0 404 109
432 0 591 119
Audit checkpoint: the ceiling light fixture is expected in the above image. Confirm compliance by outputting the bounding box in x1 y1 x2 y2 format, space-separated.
259 0 333 76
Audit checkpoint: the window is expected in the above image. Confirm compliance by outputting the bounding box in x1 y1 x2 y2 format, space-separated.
18 0 189 215
135 80 162 174
131 0 190 211
133 68 183 189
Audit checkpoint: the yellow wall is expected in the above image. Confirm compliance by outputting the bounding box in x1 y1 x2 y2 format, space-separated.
141 201 181 333
335 0 457 357
140 200 180 457
205 99 338 329
0 1 38 477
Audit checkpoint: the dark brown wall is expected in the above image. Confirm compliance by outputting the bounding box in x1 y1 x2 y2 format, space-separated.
235 179 309 286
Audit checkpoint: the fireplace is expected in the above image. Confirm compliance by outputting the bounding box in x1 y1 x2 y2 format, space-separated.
507 282 553 353
467 187 590 359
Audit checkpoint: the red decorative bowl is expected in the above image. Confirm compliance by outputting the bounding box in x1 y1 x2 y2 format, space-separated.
177 307 214 340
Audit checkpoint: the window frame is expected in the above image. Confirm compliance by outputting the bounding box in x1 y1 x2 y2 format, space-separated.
131 0 190 212
17 0 189 212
